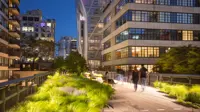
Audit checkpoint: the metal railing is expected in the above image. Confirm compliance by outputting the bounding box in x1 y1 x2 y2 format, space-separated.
0 72 54 112
96 71 200 85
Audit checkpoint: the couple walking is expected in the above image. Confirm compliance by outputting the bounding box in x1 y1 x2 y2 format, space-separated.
131 64 148 92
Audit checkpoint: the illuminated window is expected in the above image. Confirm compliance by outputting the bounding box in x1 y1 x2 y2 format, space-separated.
132 47 159 58
115 47 128 59
103 53 111 61
182 31 193 40
22 27 34 32
47 23 51 27
22 27 28 31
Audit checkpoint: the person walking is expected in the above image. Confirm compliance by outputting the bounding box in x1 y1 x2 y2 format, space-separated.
139 64 148 91
132 66 139 92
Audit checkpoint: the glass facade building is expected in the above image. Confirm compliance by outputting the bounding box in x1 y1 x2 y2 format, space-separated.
101 0 200 72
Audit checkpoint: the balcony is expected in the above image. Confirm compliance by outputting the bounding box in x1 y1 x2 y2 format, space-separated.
8 64 20 70
9 38 20 49
9 3 20 15
0 63 8 70
9 51 21 59
9 28 20 38
0 36 9 45
0 48 8 58
9 16 20 27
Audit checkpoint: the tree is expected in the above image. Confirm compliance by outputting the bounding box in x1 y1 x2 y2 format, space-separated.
54 52 88 76
21 36 55 70
54 56 66 73
66 52 88 76
157 45 200 74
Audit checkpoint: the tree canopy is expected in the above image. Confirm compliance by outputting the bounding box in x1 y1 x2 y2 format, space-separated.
157 46 200 74
21 36 55 62
54 52 88 75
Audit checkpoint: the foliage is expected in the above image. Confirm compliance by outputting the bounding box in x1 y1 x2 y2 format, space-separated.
157 45 200 74
8 72 114 112
54 52 88 75
187 85 200 104
154 81 200 108
21 36 55 62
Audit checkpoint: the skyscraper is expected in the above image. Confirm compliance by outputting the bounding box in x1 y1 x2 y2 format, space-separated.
0 0 21 81
76 0 111 70
58 37 77 59
76 0 88 60
101 0 200 71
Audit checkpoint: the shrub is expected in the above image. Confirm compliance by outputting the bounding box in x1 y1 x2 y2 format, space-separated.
169 85 189 101
187 85 200 104
154 81 200 107
8 72 114 112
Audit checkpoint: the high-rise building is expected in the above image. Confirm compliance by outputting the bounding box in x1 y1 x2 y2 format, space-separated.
58 37 77 59
76 0 88 60
0 0 21 81
101 0 200 72
76 0 110 70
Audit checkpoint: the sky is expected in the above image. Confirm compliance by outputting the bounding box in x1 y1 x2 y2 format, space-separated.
20 0 77 42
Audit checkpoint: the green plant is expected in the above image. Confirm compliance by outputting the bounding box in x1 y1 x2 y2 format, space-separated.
187 85 200 104
8 72 114 112
169 85 188 101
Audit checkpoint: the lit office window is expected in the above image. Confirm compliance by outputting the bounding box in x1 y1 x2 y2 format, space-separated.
103 53 111 61
22 27 28 32
115 47 128 59
47 23 52 27
131 47 159 58
182 31 193 40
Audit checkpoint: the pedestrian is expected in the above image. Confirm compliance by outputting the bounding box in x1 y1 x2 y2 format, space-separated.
132 66 139 92
127 66 133 82
104 71 109 83
139 64 148 91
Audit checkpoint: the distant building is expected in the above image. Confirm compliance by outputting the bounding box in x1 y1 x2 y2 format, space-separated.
58 37 77 59
20 9 56 61
21 9 56 42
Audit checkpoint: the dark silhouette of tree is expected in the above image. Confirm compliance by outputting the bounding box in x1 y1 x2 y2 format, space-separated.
54 52 88 75
21 35 55 70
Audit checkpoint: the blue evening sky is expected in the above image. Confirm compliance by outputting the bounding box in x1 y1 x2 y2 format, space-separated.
20 0 77 42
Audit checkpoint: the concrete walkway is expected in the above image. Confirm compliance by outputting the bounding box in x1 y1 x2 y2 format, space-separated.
104 82 200 112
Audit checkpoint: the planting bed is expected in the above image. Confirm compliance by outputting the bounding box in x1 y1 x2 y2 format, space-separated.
154 81 200 108
8 73 114 112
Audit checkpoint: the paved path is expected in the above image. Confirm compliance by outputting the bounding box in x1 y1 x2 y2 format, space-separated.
104 82 200 112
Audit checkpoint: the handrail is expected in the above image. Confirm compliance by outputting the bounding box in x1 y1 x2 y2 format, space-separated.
0 76 34 88
96 71 200 85
0 72 54 112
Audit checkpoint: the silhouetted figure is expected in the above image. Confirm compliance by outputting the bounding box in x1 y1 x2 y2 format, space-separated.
139 64 148 91
132 66 139 92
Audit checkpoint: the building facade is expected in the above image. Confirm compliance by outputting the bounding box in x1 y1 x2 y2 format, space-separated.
101 0 200 72
21 10 56 42
58 37 77 59
76 0 111 70
20 10 56 61
76 0 88 60
0 0 21 81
